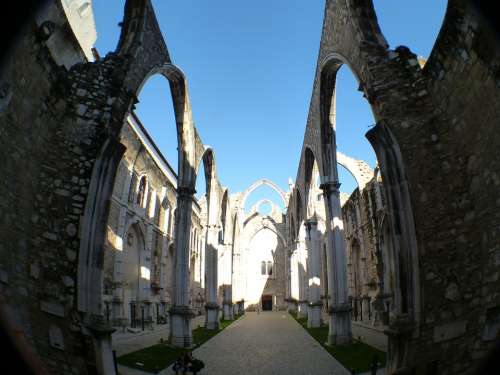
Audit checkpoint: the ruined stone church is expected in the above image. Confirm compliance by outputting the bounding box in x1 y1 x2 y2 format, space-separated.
0 1 499 374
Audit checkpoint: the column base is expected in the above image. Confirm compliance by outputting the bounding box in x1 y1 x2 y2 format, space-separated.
297 301 308 319
327 303 352 346
205 303 220 330
223 302 233 320
86 314 116 375
307 302 322 328
169 306 195 348
286 300 297 313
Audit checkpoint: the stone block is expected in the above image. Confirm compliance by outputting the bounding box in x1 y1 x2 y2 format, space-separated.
433 321 466 343
41 301 65 318
49 325 65 350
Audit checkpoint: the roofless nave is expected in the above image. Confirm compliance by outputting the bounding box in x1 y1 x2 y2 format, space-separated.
0 1 499 374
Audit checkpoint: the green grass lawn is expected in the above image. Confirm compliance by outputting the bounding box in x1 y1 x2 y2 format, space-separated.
117 314 242 373
290 312 386 374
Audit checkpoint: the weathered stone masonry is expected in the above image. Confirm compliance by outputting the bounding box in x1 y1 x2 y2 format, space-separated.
1 1 500 374
287 0 500 374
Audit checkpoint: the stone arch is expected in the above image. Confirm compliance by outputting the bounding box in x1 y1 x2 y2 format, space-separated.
240 178 287 210
121 222 147 325
371 0 448 62
247 222 287 251
303 147 321 219
195 147 219 226
366 121 421 326
219 188 231 244
336 151 374 191
378 214 395 303
294 189 304 240
77 0 199 321
72 4 212 363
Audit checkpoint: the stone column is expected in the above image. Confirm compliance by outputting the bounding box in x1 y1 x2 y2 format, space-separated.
384 315 413 374
204 224 220 329
222 245 234 320
305 219 322 327
296 240 308 318
321 181 352 345
169 187 195 347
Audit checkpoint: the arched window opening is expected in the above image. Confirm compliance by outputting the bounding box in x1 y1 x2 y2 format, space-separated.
195 164 207 200
92 2 124 55
372 0 447 60
134 74 179 175
261 261 266 275
257 201 273 216
335 66 377 195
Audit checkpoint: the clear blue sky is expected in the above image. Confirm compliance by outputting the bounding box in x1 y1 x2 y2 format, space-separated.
92 0 446 207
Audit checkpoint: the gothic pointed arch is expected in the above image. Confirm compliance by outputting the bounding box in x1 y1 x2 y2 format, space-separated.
240 178 287 210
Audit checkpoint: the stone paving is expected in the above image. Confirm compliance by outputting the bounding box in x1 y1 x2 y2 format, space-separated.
163 312 351 375
117 313 388 375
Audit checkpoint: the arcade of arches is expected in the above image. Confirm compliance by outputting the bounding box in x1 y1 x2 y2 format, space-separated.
0 1 500 374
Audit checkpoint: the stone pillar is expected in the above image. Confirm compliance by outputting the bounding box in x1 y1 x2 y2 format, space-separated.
87 315 116 375
223 287 233 320
296 239 308 319
384 315 413 374
321 181 352 345
169 187 195 347
298 300 308 318
305 219 322 328
222 245 234 320
204 225 220 329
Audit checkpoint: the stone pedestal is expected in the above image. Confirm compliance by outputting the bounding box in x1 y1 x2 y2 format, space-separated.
205 303 220 330
307 302 322 328
87 315 116 375
286 299 297 313
223 302 233 320
298 300 308 318
328 303 352 346
384 315 414 374
169 306 195 347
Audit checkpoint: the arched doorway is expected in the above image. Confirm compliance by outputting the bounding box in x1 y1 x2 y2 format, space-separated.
122 224 145 328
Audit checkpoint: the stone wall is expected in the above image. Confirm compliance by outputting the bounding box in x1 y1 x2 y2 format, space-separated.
290 0 500 372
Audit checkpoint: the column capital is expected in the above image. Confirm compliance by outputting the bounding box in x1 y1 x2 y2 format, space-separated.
177 186 196 199
86 314 116 338
320 181 341 195
205 224 220 230
304 218 318 227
